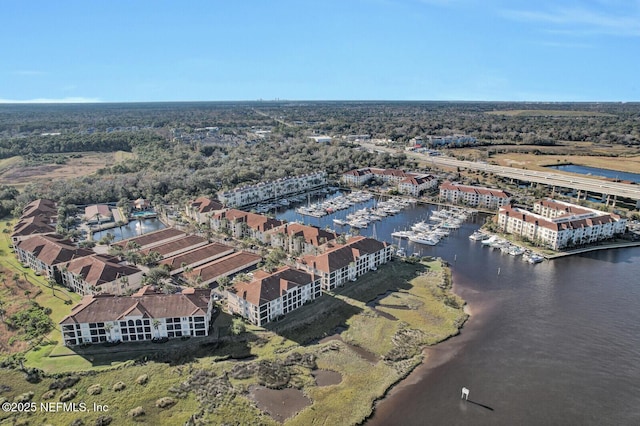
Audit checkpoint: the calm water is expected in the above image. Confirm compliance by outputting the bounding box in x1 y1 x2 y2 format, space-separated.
277 199 640 425
548 164 640 183
92 218 165 241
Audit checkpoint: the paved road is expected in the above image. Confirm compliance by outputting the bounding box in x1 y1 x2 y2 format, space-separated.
421 155 640 201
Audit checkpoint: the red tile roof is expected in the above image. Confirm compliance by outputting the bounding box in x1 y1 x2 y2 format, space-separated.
285 223 336 246
190 197 224 213
440 181 510 198
300 236 388 274
231 266 316 306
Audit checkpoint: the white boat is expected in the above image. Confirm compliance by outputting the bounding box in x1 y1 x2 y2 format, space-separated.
508 246 526 256
333 219 347 226
481 235 498 245
392 230 414 239
527 254 544 264
409 233 440 245
469 231 488 241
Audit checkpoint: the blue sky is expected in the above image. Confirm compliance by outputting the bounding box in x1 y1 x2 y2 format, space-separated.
1 0 639 102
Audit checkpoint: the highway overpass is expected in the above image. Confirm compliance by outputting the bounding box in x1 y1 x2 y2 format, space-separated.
422 155 640 207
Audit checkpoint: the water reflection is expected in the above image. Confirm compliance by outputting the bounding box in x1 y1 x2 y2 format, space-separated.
92 218 166 242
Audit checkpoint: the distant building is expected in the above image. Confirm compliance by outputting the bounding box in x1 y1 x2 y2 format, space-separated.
309 136 332 143
342 167 438 195
423 135 477 148
227 266 322 326
498 199 627 250
60 286 215 346
439 181 511 209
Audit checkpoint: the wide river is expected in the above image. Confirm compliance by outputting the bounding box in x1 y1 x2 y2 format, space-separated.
277 198 640 425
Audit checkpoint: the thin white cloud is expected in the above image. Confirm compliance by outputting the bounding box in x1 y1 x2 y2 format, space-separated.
11 70 47 76
502 5 640 37
0 97 101 104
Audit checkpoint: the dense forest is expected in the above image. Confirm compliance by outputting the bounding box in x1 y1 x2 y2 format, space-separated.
1 101 639 216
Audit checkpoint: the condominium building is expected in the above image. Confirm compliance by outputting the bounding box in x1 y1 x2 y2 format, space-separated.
342 167 437 195
497 199 627 250
14 234 93 280
217 171 327 208
60 286 214 346
61 254 144 295
439 181 511 209
227 266 322 326
210 209 285 243
270 223 338 255
296 236 393 290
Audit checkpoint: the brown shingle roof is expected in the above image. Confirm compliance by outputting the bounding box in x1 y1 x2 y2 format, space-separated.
160 243 234 270
22 199 57 219
285 223 336 246
185 251 261 282
114 228 185 248
64 254 141 286
60 287 211 325
12 216 56 238
140 235 207 257
300 236 388 274
16 234 93 266
231 266 315 306
214 209 284 232
191 197 224 213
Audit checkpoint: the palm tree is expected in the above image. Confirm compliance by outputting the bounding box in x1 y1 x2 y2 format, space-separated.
47 278 57 295
104 322 114 341
152 319 161 339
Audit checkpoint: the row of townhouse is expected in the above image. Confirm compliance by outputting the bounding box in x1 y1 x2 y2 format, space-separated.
439 181 511 210
14 233 144 295
11 199 58 243
227 266 322 326
341 168 438 196
498 199 627 250
217 171 328 208
60 286 214 346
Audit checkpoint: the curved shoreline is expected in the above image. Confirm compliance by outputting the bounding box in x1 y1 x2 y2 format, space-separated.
363 272 499 425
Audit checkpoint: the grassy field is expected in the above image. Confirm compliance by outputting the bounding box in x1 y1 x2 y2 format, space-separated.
0 151 136 186
1 259 467 425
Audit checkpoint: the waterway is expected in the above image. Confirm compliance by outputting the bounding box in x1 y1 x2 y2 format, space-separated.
92 218 166 242
276 197 640 425
548 164 640 183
